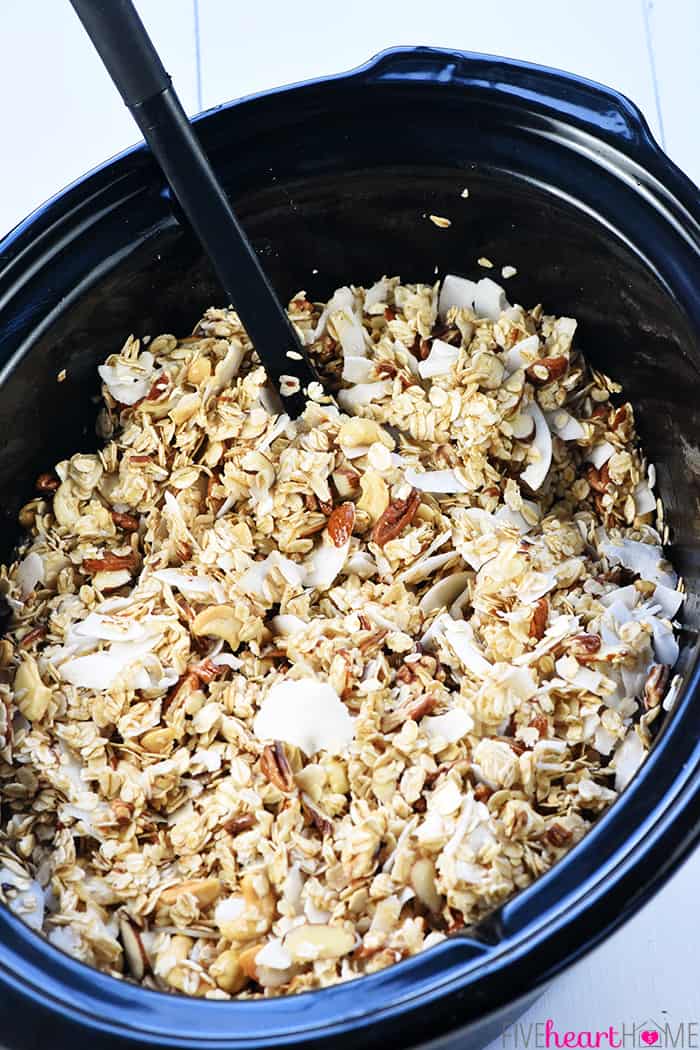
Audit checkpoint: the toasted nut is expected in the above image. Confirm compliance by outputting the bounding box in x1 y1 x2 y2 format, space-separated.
238 944 263 981
410 858 442 913
327 502 355 548
585 464 610 494
209 947 248 993
53 481 80 528
643 663 670 708
473 783 493 803
18 626 47 649
82 551 139 575
158 877 222 908
382 695 436 733
510 413 536 441
140 727 176 753
338 417 394 450
546 823 573 847
284 923 355 962
371 489 421 547
529 597 548 640
111 510 139 532
301 794 333 836
191 605 242 650
13 655 52 721
146 374 169 401
0 639 13 667
111 799 133 826
568 633 601 661
170 392 201 425
529 713 549 738
260 741 294 792
222 813 255 835
357 471 390 524
119 915 150 980
525 356 568 385
332 467 361 499
187 357 212 385
35 473 59 493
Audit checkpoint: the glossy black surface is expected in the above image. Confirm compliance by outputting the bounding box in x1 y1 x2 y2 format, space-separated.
0 47 698 1050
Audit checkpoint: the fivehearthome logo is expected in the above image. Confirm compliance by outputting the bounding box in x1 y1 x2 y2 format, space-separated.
501 1018 700 1048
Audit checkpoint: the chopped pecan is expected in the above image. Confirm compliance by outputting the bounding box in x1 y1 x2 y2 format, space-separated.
568 633 602 661
260 741 294 793
529 597 549 640
529 714 549 738
162 671 200 715
585 463 610 494
327 502 355 547
382 695 437 733
358 628 388 654
525 356 568 386
643 663 670 708
111 799 134 826
82 551 140 575
376 361 398 378
384 307 396 321
222 813 256 836
35 473 59 493
192 657 227 684
206 474 224 516
111 510 139 532
302 796 333 836
18 626 47 649
419 339 432 360
546 823 572 847
371 489 421 547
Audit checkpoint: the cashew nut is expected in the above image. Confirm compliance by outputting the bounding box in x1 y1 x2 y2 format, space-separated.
191 605 242 650
13 655 52 721
357 470 390 524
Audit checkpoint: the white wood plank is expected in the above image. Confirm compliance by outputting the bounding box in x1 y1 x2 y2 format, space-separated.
646 0 700 185
486 849 700 1049
198 0 659 136
0 0 199 239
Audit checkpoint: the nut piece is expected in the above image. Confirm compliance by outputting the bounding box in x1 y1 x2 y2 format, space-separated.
192 605 242 650
238 944 263 981
140 727 176 753
13 655 52 721
585 463 610 494
371 489 421 547
209 947 248 993
158 877 222 908
568 633 601 662
119 915 150 980
35 473 59 493
260 741 294 792
525 356 568 386
410 858 442 913
529 597 548 640
332 467 361 499
643 663 670 708
284 923 355 962
82 551 139 575
111 510 139 532
327 502 356 548
357 471 390 524
338 418 394 450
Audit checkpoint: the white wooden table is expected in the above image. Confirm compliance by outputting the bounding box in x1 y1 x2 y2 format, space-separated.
1 0 699 1036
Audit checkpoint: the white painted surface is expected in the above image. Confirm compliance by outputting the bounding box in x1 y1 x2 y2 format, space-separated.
0 0 699 1034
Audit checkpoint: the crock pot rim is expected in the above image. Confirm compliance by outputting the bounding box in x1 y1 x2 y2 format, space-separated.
0 45 698 1049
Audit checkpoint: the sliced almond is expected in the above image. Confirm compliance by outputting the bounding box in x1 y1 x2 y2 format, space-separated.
158 877 222 908
410 857 442 913
284 923 355 962
119 915 150 980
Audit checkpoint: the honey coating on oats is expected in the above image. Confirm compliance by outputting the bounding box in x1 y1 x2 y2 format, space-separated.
0 274 682 996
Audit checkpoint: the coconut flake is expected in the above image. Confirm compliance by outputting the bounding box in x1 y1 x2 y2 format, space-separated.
345 551 377 579
342 356 374 383
253 679 354 756
337 381 391 412
612 730 645 791
269 615 308 637
442 620 491 677
503 334 540 374
633 481 657 516
652 583 684 619
74 613 150 644
418 339 460 379
600 538 677 588
97 353 155 405
304 539 350 591
516 569 557 605
404 467 469 494
419 571 472 614
438 274 478 319
587 442 615 469
546 409 585 441
421 708 473 744
520 403 552 491
15 552 44 597
473 278 510 321
240 552 304 600
364 278 390 311
311 286 355 341
256 938 293 970
152 569 217 599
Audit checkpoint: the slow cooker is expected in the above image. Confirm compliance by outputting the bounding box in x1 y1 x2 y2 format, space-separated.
0 46 698 1050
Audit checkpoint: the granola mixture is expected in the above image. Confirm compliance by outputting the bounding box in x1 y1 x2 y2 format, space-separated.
0 274 683 997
